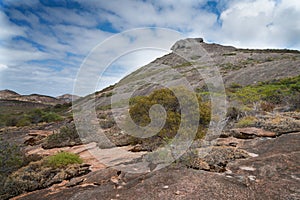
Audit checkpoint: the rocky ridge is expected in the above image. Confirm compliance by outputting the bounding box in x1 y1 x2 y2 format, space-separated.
0 90 76 105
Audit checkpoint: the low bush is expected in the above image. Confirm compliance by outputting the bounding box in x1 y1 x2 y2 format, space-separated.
229 82 242 89
235 116 257 128
16 117 31 127
41 112 63 122
99 117 116 129
260 101 275 112
229 75 300 108
44 152 82 168
1 107 64 128
226 106 242 120
0 138 26 198
2 153 88 199
28 109 63 124
5 116 18 127
42 123 82 149
0 139 25 176
172 62 193 68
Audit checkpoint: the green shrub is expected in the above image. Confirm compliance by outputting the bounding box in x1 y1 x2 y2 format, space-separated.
44 103 72 115
16 117 31 127
230 75 300 106
5 116 18 127
96 104 111 111
260 101 275 112
41 112 63 122
222 52 237 56
288 93 300 111
98 113 107 119
226 106 242 120
172 62 193 69
0 139 25 176
127 87 211 149
27 109 63 124
235 116 257 128
229 82 242 89
42 123 81 149
28 109 43 124
44 152 82 168
99 117 116 129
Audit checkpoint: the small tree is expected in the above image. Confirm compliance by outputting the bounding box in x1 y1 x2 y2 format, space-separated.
128 87 211 149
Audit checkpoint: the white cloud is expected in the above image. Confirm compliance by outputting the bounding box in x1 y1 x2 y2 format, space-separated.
74 28 182 96
216 0 300 49
0 11 25 40
96 49 170 90
0 64 8 71
0 46 51 66
37 7 99 28
1 0 300 96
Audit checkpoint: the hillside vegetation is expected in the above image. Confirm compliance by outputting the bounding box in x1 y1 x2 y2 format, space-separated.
228 75 300 110
0 103 71 128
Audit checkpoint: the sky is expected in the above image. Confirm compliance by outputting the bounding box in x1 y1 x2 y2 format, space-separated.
0 0 300 96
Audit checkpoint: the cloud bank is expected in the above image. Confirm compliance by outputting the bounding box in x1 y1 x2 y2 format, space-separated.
0 0 299 96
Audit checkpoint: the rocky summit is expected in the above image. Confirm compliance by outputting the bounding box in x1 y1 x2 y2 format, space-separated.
1 38 300 200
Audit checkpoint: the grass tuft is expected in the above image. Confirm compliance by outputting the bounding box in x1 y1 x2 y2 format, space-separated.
44 152 82 168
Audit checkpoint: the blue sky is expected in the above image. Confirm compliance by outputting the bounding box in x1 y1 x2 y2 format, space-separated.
0 0 299 96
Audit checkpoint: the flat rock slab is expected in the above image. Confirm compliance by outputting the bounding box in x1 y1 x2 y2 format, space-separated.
230 127 276 139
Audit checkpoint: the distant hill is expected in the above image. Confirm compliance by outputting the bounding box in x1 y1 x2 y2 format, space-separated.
0 89 20 99
0 90 80 105
56 94 80 103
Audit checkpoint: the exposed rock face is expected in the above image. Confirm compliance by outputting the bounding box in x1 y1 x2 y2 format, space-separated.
13 132 300 200
24 130 53 146
170 37 204 51
229 127 276 139
88 38 300 123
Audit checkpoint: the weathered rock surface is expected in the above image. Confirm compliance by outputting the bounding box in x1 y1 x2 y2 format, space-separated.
257 114 300 134
229 127 276 139
184 146 250 172
13 132 300 200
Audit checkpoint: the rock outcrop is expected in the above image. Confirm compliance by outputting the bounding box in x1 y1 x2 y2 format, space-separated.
228 127 276 139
